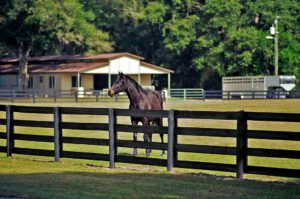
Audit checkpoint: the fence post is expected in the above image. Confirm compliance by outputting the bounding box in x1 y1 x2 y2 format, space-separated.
173 111 178 165
6 105 14 157
167 109 175 171
183 89 186 101
53 90 57 103
162 90 166 102
32 90 36 103
75 91 78 102
96 91 99 102
11 89 15 103
54 107 62 161
108 108 116 168
236 110 248 179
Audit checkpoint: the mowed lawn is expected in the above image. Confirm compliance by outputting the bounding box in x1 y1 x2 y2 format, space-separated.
0 99 300 198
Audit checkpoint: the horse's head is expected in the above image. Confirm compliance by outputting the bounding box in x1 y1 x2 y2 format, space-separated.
108 72 127 97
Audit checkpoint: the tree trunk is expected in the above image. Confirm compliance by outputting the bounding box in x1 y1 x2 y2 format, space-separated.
18 44 31 90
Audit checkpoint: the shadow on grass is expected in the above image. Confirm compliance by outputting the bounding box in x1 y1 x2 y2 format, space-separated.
0 171 300 199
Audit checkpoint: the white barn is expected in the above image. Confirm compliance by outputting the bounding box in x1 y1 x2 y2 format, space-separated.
0 52 174 95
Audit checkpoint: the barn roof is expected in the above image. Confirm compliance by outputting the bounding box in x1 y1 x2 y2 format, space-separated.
0 52 173 74
0 62 109 74
0 52 144 64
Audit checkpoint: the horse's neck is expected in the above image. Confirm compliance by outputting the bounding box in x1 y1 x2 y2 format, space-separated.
125 80 143 107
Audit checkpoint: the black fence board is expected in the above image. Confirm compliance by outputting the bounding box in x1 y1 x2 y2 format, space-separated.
117 140 167 150
116 155 167 166
177 144 236 155
0 119 6 125
0 132 6 139
61 107 108 115
61 122 109 131
14 120 53 128
176 111 237 120
62 151 109 161
247 148 300 159
13 147 54 157
115 109 168 118
116 124 168 134
176 127 236 137
246 166 300 178
12 106 53 114
62 137 109 146
175 160 236 172
14 134 54 142
248 130 300 141
247 112 300 122
0 146 6 152
0 105 5 111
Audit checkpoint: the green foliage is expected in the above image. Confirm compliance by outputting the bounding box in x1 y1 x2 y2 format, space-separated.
163 15 198 54
0 0 112 56
0 0 299 88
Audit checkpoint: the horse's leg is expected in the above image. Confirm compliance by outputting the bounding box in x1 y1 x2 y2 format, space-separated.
143 119 151 157
149 126 152 154
132 120 138 156
158 119 165 155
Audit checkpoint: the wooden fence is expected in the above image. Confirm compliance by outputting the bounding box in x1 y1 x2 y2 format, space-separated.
0 105 299 179
0 89 300 103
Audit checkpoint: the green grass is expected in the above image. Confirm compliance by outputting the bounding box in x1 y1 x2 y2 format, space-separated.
0 157 300 199
0 99 300 198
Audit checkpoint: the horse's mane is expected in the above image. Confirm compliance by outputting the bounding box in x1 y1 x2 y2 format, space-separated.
124 74 144 93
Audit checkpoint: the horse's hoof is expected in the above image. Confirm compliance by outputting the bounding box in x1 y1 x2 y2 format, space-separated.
133 149 138 157
146 149 151 157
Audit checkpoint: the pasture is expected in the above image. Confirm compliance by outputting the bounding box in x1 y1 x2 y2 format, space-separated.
0 99 300 198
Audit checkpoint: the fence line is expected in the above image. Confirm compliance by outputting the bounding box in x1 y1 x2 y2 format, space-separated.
0 89 299 102
0 105 299 179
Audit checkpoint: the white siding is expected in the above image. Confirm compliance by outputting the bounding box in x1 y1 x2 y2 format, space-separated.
84 56 140 74
84 58 169 74
109 56 140 74
0 75 18 89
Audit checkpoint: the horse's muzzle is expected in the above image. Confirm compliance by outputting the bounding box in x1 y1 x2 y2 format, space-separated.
108 89 115 97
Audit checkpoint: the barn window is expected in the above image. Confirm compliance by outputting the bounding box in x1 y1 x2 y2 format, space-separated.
72 76 81 87
28 76 33 89
49 76 55 88
39 76 43 83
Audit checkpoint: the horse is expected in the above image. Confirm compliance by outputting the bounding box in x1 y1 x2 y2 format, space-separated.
108 72 165 157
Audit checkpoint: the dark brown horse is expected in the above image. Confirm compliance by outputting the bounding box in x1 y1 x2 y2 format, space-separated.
108 72 164 157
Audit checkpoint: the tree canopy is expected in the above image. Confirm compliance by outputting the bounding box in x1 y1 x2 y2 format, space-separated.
1 0 299 89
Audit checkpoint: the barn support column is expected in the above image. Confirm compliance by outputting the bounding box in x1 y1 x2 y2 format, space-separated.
138 64 141 84
77 72 81 88
108 63 111 88
138 73 141 85
168 73 171 91
108 73 111 88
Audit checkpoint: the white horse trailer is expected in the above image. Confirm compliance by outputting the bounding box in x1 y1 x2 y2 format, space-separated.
222 75 296 99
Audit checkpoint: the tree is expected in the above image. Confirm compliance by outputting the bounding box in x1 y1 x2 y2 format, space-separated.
0 0 112 89
2 0 299 89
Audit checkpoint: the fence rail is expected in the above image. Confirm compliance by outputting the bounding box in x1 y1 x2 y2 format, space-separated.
167 89 300 100
0 89 299 103
0 105 299 179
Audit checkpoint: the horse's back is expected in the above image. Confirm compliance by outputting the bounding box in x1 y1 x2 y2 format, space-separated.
144 90 163 110
131 90 163 124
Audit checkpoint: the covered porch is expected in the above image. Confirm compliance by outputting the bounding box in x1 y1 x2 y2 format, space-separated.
71 61 173 94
